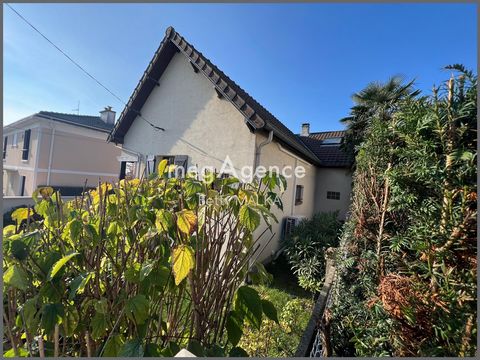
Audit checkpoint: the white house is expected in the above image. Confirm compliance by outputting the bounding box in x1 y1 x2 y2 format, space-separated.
108 27 352 261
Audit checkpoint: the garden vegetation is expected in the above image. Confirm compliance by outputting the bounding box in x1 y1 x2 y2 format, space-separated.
2 163 286 357
331 65 477 356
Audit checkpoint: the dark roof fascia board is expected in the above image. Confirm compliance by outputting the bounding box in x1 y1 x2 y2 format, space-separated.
108 27 321 166
36 113 111 133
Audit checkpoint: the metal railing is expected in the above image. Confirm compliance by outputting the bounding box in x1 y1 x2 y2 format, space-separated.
295 248 337 357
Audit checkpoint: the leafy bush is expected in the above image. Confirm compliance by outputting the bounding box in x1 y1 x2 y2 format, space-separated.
331 66 477 356
237 286 313 357
285 212 341 292
2 164 286 357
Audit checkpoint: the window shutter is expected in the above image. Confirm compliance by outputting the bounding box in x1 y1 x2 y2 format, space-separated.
174 155 188 175
22 129 31 160
119 161 127 180
3 136 7 159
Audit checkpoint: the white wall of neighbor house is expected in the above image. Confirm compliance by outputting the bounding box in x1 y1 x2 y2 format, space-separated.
3 117 121 196
121 52 256 175
314 167 352 220
3 125 41 196
254 132 317 263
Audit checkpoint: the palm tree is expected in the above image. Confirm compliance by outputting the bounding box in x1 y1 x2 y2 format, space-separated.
341 76 420 157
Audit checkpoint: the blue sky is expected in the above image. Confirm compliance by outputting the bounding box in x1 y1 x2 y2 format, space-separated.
3 3 477 132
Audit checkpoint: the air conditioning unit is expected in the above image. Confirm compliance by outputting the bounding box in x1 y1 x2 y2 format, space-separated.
282 215 306 241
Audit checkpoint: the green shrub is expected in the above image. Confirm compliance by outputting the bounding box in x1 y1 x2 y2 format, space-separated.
331 66 477 356
2 165 286 357
285 211 341 292
237 286 313 357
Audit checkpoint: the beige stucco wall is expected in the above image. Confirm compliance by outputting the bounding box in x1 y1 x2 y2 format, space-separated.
122 52 256 174
43 128 120 180
254 132 317 262
3 127 41 196
3 118 121 196
314 167 352 220
3 127 40 169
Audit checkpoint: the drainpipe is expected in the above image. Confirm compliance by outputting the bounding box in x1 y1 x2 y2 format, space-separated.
254 130 273 169
32 127 43 191
276 143 310 216
46 127 56 186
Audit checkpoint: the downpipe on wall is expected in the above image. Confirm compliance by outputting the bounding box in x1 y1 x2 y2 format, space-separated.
254 130 273 169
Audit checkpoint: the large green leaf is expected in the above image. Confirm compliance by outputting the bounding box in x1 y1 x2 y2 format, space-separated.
229 346 249 357
91 312 109 340
62 306 79 336
102 335 124 357
68 272 93 300
48 252 79 280
139 262 154 281
234 286 263 330
261 299 279 323
3 265 29 291
144 343 160 357
10 239 29 260
119 338 144 357
125 295 149 325
187 339 205 357
69 219 83 241
40 303 64 334
226 310 243 346
21 297 40 334
184 180 203 197
155 209 174 233
239 204 260 232
171 245 195 285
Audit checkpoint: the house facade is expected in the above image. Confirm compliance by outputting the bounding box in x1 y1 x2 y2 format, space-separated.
108 27 352 261
3 108 121 197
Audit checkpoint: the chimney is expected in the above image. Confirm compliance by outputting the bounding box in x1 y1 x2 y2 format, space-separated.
100 106 116 124
301 123 310 137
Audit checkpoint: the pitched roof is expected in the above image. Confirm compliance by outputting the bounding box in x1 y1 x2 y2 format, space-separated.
108 26 320 165
299 130 353 168
37 111 113 132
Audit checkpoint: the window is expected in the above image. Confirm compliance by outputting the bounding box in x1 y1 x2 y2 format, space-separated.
327 191 340 200
295 185 304 205
12 133 18 148
119 161 138 180
146 155 156 176
321 137 343 145
22 129 31 161
3 136 7 160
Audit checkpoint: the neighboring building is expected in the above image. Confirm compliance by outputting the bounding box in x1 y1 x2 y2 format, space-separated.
108 27 352 261
3 108 121 196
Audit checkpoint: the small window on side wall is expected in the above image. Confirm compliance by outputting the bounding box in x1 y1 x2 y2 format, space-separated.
327 191 340 200
295 185 304 205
